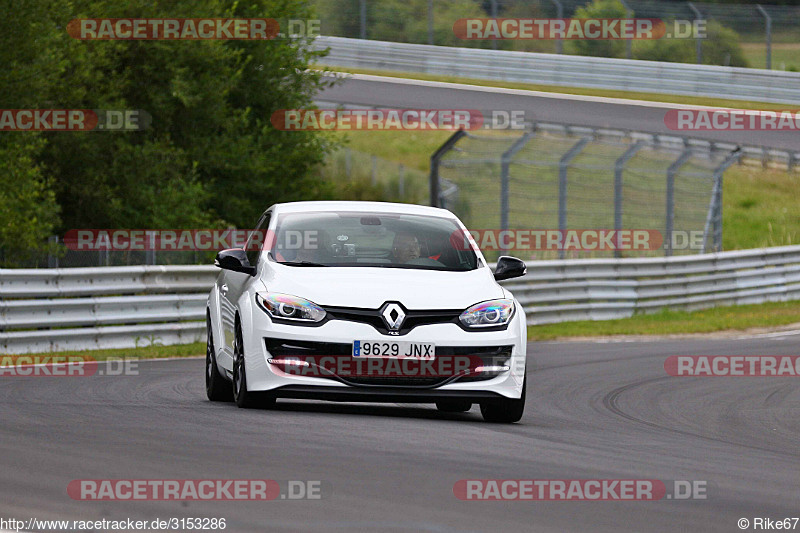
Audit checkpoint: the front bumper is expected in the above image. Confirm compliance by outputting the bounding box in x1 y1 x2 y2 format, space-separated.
242 307 527 400
267 385 508 403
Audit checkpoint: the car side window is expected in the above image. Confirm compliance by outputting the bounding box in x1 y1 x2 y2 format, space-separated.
245 212 271 267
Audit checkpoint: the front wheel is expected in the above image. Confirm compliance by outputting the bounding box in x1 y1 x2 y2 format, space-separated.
232 322 274 409
480 378 526 423
206 315 232 402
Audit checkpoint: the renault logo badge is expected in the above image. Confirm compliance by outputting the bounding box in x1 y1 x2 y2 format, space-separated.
381 302 406 331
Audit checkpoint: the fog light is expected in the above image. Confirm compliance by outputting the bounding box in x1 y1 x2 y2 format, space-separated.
267 358 309 367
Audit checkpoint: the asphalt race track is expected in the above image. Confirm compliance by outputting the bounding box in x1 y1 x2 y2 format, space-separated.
1 335 798 532
318 74 800 152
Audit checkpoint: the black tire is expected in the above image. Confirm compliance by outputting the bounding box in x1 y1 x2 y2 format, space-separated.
232 320 275 409
206 315 233 402
480 378 526 423
435 400 472 413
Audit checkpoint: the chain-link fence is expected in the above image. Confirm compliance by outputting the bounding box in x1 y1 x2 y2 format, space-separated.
311 0 800 69
431 124 739 260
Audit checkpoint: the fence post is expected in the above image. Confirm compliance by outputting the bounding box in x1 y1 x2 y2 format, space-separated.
47 235 59 269
548 0 564 54
613 141 644 258
398 164 405 198
489 0 498 50
756 5 772 70
688 3 703 64
500 132 534 233
665 149 694 256
558 137 590 259
619 0 633 59
145 231 157 265
429 129 467 207
359 0 367 40
427 0 434 45
702 149 739 253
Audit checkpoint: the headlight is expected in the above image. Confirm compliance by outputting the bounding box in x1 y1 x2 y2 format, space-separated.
256 293 326 322
459 299 514 328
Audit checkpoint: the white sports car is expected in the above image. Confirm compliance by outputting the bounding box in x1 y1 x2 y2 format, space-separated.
206 201 528 422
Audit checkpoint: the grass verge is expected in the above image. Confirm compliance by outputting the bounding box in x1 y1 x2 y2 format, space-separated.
741 43 800 72
528 301 800 340
1 342 205 361
320 65 796 111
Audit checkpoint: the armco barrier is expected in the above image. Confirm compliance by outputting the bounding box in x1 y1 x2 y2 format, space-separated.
313 36 800 105
509 245 800 324
0 266 217 354
3 246 800 353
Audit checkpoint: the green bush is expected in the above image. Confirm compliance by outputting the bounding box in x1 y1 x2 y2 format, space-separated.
566 0 628 59
634 20 749 67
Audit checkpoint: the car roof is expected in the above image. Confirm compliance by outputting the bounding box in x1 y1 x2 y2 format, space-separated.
269 201 456 218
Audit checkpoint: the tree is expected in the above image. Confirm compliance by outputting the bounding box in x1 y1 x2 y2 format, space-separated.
0 0 64 260
1 0 336 255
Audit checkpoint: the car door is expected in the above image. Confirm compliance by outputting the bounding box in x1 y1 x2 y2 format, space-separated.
219 211 271 365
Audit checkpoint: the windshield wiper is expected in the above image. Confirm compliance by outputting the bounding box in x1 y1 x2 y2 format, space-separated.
279 260 329 267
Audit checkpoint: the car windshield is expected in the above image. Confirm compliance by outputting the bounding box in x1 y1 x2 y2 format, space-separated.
269 211 479 271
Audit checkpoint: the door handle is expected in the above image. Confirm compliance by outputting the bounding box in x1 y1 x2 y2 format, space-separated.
220 284 229 296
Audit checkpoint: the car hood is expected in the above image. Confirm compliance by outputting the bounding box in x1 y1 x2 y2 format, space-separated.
262 265 504 310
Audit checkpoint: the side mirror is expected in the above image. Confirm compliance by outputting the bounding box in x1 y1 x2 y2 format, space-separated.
494 256 526 281
215 248 256 276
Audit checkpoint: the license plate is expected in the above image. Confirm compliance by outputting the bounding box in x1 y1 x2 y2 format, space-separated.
353 340 435 359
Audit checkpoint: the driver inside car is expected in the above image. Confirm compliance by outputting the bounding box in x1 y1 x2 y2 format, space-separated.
391 232 421 263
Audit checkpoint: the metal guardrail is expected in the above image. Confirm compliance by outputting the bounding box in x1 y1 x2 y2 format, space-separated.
0 266 217 354
508 245 800 324
3 247 800 353
313 36 800 105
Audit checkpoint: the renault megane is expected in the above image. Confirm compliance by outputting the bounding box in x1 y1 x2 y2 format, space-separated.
206 201 528 422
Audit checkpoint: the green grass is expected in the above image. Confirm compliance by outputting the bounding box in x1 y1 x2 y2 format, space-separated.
722 166 800 250
332 130 452 173
321 65 797 110
527 301 800 340
742 43 800 71
319 146 429 204
1 342 205 361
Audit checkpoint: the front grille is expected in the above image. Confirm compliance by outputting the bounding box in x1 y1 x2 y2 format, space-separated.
265 337 513 388
323 306 461 336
